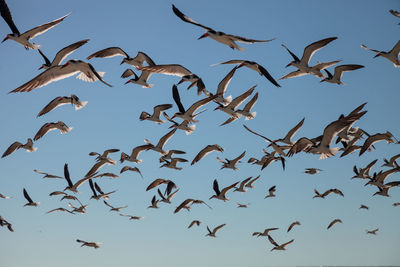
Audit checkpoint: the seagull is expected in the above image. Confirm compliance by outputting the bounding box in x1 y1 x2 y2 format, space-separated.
172 5 274 51
304 168 323 175
171 84 217 123
382 153 400 168
87 48 155 68
174 198 212 213
120 144 153 163
245 175 260 189
268 235 294 251
146 178 177 196
89 148 120 162
120 166 143 178
389 9 400 24
38 39 89 69
10 59 112 93
206 224 226 237
2 138 37 158
37 94 88 117
138 65 206 95
76 239 101 249
252 227 279 237
212 60 280 87
283 37 338 73
23 188 39 207
0 216 13 232
147 195 160 209
0 1 70 50
144 128 177 155
119 214 144 220
359 132 396 156
160 157 188 170
287 221 301 232
139 104 173 124
209 179 239 201
327 219 342 229
359 204 369 210
366 228 379 235
234 177 253 192
265 185 276 198
361 41 400 67
320 64 364 85
188 220 201 228
216 151 245 170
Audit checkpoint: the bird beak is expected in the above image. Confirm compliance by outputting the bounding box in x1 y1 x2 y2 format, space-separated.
320 79 325 83
125 80 132 84
177 79 184 85
2 36 8 43
61 62 69 68
285 62 292 68
38 65 44 70
171 114 176 119
214 106 219 111
373 53 381 58
198 33 208 40
238 63 245 68
120 59 125 65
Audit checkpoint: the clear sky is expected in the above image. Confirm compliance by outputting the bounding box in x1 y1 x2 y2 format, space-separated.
0 0 399 266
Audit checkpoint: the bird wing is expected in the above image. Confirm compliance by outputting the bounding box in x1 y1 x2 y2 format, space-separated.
88 179 97 197
281 44 300 62
130 144 153 159
87 47 129 59
216 66 238 95
138 64 192 77
390 40 400 56
146 178 166 191
327 219 342 229
191 145 221 165
241 92 258 112
287 137 314 157
243 125 272 142
165 181 177 196
283 117 305 142
320 114 363 148
220 117 237 126
228 85 256 109
20 13 70 40
279 70 308 80
313 60 341 71
38 49 51 66
281 239 294 248
172 84 186 113
156 128 177 149
153 104 173 118
52 39 89 66
94 182 104 195
121 68 136 78
267 235 279 246
332 64 364 81
211 59 245 66
1 141 22 158
221 181 240 195
301 37 337 65
37 96 70 117
359 134 385 156
84 63 113 87
227 34 276 44
64 163 74 187
186 94 217 115
174 199 193 213
103 201 113 209
245 175 260 187
23 188 33 203
84 160 108 178
255 64 281 87
212 179 221 195
231 151 246 165
172 4 213 31
0 0 20 34
360 44 381 54
213 223 226 233
135 51 156 66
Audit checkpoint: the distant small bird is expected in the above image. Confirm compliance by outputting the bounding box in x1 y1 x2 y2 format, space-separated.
120 166 142 178
158 188 179 204
103 201 127 212
139 104 173 124
33 169 62 179
23 188 39 207
37 94 88 117
0 193 11 199
120 144 153 164
359 204 369 210
33 121 72 141
304 168 323 175
320 64 364 85
191 144 224 165
123 68 155 88
89 148 120 162
206 224 226 237
265 185 276 198
216 151 245 170
393 202 400 207
2 138 37 158
366 228 379 235
245 175 260 189
76 239 101 249
252 227 278 237
174 198 211 213
119 214 144 220
188 220 201 228
361 41 400 68
0 215 13 232
327 219 342 229
46 207 74 214
268 235 294 251
287 221 301 232
146 178 177 196
89 180 116 200
209 179 239 201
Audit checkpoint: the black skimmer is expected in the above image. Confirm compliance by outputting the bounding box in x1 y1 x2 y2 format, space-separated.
236 202 250 208
89 180 116 200
63 163 96 193
163 112 197 135
2 138 37 158
0 1 70 50
235 92 258 121
33 169 62 179
38 39 89 69
0 216 13 232
46 207 74 215
268 236 294 251
245 175 260 189
160 157 188 170
206 66 238 105
352 159 378 179
265 185 276 198
76 239 101 249
320 64 364 84
327 219 342 229
23 188 39 207
10 59 112 93
216 151 246 170
252 227 278 237
287 221 301 232
304 168 323 175
33 121 72 141
0 193 11 199
103 201 127 212
119 214 144 220
234 177 252 193
359 204 369 210
191 144 224 165
37 94 88 117
172 5 275 51
139 104 173 124
122 68 154 88
205 224 226 237
147 195 160 209
84 158 116 179
87 48 155 68
157 188 179 204
159 149 186 163
120 144 153 164
209 179 239 201
188 220 201 228
212 60 280 87
359 131 396 156
366 228 379 235
144 128 177 155
174 198 211 213
361 41 400 67
120 166 142 178
279 60 340 80
382 153 400 168
146 178 177 196
89 148 120 162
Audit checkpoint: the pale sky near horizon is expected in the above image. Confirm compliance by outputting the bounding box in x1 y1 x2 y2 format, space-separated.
0 0 399 266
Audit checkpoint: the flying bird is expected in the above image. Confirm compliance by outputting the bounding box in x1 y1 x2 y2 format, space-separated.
120 166 142 178
359 204 369 210
188 220 201 228
23 188 39 207
123 68 154 88
76 239 101 249
359 132 396 156
160 157 188 170
216 151 245 170
361 41 400 67
205 224 226 237
268 235 294 251
366 228 379 235
209 179 239 201
103 201 127 212
252 227 279 237
265 185 276 198
119 214 144 220
0 216 13 232
139 104 173 124
144 128 177 155
172 5 274 51
37 94 88 117
327 219 342 229
287 221 301 232
120 144 153 164
304 168 323 175
87 48 155 68
2 138 37 158
320 64 364 85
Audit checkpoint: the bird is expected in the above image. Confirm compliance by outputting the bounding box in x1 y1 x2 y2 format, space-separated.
89 180 116 200
287 221 301 232
33 121 72 141
103 201 128 212
216 151 245 170
245 175 260 189
252 227 279 237
359 132 396 156
23 188 39 207
359 204 369 210
63 163 99 193
138 65 206 95
188 220 201 228
87 48 155 68
0 193 11 199
89 149 120 162
236 202 250 208
283 37 338 73
160 157 188 170
46 207 74 214
0 1 70 50
265 185 276 198
268 236 294 251
162 112 197 135
304 168 323 175
2 138 37 158
235 92 258 121
327 219 342 229
147 195 160 209
139 104 173 124
38 39 89 69
119 214 144 220
320 64 364 85
67 202 87 214
234 177 253 193
393 202 400 207
382 153 400 168
279 60 340 80
144 128 177 155
84 158 116 179
171 84 217 123
205 224 226 237
92 172 119 179
122 68 155 88
205 66 238 105
361 41 400 67
274 118 306 145
159 149 186 163
0 216 13 232
366 228 379 235
146 178 177 196
76 239 101 249
389 9 400 24
212 60 280 87
352 159 378 179
174 198 211 213
10 59 112 93
172 5 274 51
365 167 400 188
120 166 143 178
157 188 179 204
120 144 153 164
209 179 239 201
37 94 88 117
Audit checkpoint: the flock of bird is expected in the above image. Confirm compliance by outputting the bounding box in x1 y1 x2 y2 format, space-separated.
1 0 399 254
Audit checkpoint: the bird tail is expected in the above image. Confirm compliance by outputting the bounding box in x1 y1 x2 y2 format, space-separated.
143 83 155 88
319 147 340 160
75 101 88 110
245 112 256 120
27 43 40 50
27 147 38 152
185 125 196 135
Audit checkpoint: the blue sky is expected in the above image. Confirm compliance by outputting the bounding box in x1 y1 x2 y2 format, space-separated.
0 0 399 266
